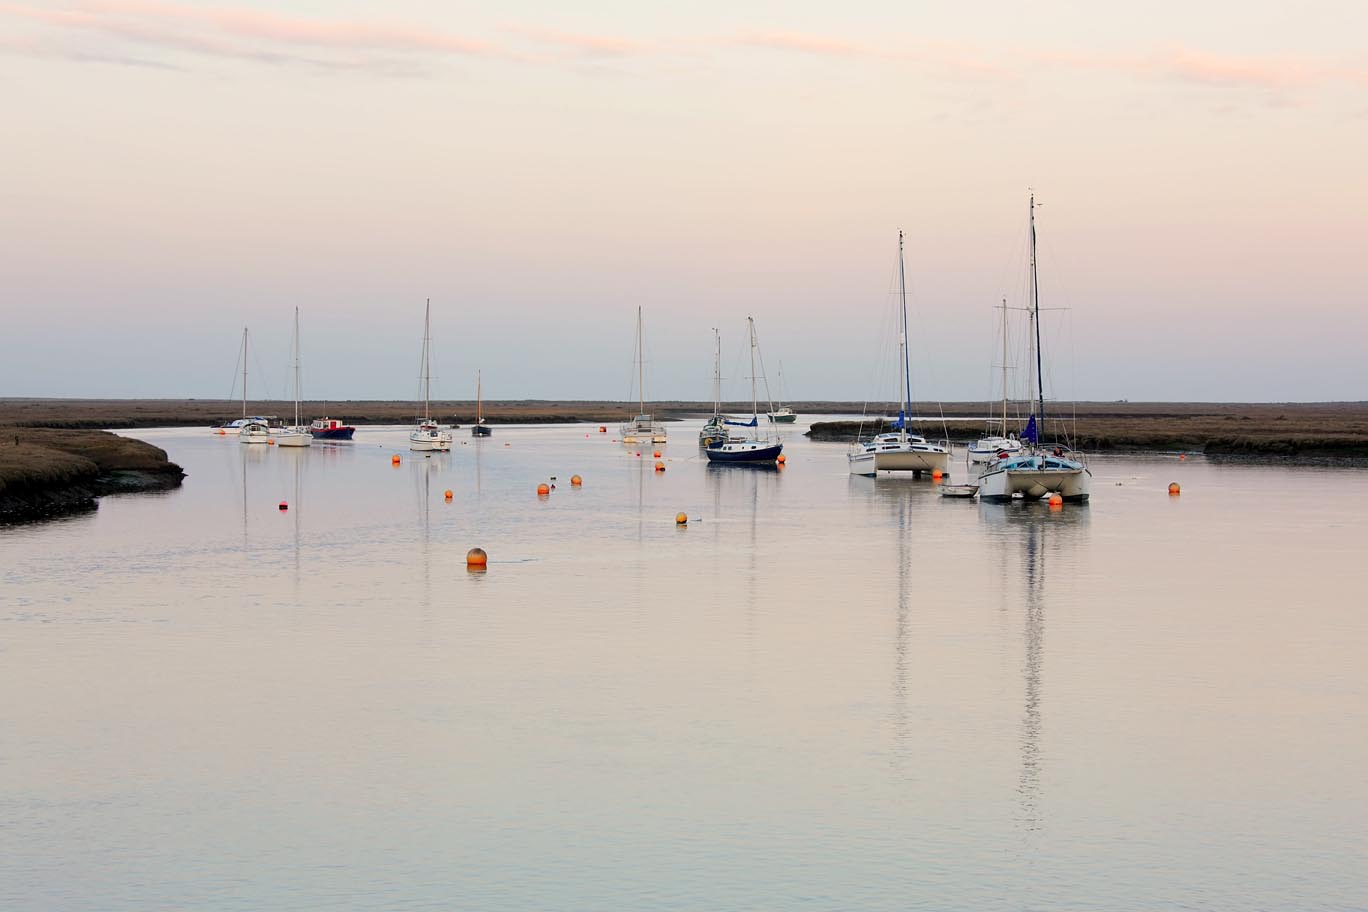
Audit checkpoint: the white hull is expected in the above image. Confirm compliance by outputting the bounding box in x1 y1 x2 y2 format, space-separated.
621 419 666 444
848 436 950 477
409 428 452 451
276 430 311 448
977 456 1090 502
968 437 1022 463
239 425 272 445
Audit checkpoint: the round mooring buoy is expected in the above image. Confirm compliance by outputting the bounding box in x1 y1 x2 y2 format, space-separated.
466 547 488 569
537 483 550 496
675 512 687 526
1169 482 1181 496
571 475 583 486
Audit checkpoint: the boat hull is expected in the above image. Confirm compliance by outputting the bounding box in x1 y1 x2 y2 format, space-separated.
276 431 311 448
471 424 492 437
848 447 949 476
768 414 797 423
977 462 1090 502
409 430 452 452
704 441 783 463
309 427 355 440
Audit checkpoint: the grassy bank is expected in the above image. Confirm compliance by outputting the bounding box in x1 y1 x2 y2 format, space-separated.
807 401 1368 458
0 428 185 522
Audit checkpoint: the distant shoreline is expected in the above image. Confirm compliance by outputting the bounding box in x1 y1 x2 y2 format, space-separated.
2 398 1367 460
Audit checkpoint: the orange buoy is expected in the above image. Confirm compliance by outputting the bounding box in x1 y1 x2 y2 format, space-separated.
654 461 665 472
932 469 943 480
267 439 275 446
653 450 661 458
1048 493 1064 508
1179 453 1187 461
216 429 225 436
537 483 550 496
391 454 401 465
675 512 687 525
599 426 607 433
466 547 488 568
1169 482 1181 496
444 489 453 500
570 475 582 486
777 454 786 465
278 501 288 511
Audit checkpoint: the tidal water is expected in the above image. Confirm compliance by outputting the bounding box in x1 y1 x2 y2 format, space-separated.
3 421 1366 911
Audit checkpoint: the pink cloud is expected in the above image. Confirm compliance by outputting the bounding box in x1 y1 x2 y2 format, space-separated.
503 24 648 58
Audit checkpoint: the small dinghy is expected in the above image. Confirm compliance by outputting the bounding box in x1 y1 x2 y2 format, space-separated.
940 484 979 499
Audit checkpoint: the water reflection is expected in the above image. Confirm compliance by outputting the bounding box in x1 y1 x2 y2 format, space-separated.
980 503 1090 836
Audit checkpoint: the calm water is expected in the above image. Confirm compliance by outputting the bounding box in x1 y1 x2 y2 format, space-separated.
3 421 1366 911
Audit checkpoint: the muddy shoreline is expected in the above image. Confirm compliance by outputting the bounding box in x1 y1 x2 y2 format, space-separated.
0 428 185 523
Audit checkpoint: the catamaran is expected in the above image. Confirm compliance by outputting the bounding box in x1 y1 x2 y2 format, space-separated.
968 298 1022 463
977 195 1090 502
848 231 950 477
409 299 453 452
276 308 311 448
704 317 783 464
620 306 667 444
471 370 491 437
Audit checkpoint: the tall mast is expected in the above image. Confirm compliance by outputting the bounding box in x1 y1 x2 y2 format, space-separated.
712 327 721 415
422 298 431 422
637 306 645 416
241 327 248 420
292 307 301 428
476 369 482 423
747 316 758 419
1000 297 1009 435
1030 194 1046 429
898 229 911 441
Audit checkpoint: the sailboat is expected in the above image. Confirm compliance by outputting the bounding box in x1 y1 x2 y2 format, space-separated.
977 195 1090 502
704 316 783 464
767 362 797 423
699 328 728 447
235 328 272 445
277 308 311 447
848 232 950 477
409 299 453 452
471 370 492 437
968 298 1022 463
620 306 667 444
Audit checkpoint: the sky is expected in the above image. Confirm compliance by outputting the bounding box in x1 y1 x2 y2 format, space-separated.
2 0 1367 403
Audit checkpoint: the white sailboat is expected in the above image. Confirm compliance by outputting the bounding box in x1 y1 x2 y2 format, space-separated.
699 327 728 447
848 231 950 477
767 362 797 423
977 194 1090 502
235 328 272 445
620 306 667 444
409 299 453 452
968 298 1021 463
277 308 311 448
704 317 783 464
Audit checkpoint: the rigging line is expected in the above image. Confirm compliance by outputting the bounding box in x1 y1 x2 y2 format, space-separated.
225 329 246 405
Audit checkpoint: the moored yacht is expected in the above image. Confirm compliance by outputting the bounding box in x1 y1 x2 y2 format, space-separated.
848 231 950 477
704 317 784 465
409 299 453 452
977 194 1089 502
621 306 667 444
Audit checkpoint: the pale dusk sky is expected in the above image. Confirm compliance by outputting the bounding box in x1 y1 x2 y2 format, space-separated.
2 1 1366 402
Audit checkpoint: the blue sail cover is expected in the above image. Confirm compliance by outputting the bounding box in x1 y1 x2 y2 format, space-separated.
1022 414 1038 444
724 416 758 427
891 410 907 430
